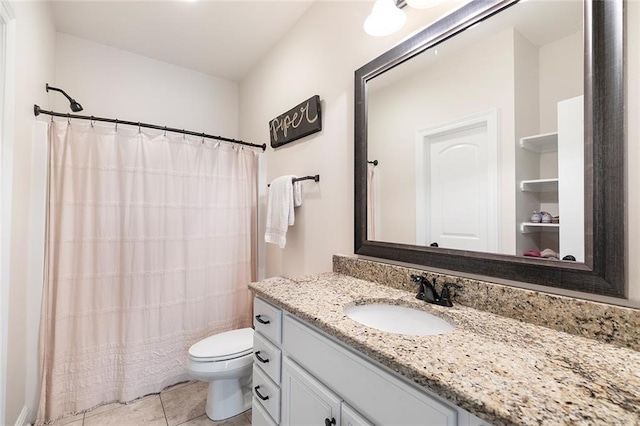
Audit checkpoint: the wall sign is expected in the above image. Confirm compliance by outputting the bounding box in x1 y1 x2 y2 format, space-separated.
269 95 322 148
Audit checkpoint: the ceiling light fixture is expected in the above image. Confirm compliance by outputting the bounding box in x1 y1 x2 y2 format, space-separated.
364 0 407 37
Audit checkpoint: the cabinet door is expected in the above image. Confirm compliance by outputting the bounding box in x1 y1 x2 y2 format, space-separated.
252 398 278 426
341 403 373 426
281 357 341 426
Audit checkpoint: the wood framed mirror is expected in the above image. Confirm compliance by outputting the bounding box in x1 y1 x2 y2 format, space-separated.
354 0 625 297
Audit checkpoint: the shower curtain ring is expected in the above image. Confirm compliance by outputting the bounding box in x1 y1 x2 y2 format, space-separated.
90 116 95 128
138 122 141 133
67 113 71 125
182 130 185 140
201 132 205 144
164 126 167 137
115 119 119 132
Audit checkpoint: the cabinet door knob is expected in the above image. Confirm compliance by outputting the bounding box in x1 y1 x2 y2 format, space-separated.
324 418 336 426
255 314 271 324
254 385 269 401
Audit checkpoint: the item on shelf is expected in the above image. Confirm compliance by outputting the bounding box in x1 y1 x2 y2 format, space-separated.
540 248 559 259
541 211 553 223
523 249 541 257
562 255 576 261
552 216 560 224
530 211 542 223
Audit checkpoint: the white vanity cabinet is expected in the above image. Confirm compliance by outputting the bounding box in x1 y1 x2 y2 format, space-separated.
252 297 489 426
342 402 375 426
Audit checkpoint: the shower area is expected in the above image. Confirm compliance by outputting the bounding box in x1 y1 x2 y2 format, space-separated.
32 86 263 423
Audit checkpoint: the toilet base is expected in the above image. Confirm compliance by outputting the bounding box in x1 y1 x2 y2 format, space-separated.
205 377 252 421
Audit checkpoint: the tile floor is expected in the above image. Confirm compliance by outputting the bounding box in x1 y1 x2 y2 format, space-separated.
50 381 252 426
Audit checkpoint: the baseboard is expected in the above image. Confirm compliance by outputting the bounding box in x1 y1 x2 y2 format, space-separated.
14 405 29 426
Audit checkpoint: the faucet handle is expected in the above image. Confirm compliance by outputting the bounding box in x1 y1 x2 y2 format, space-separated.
438 283 462 307
442 282 462 291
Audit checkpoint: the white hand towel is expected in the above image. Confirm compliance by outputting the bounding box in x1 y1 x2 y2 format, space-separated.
265 175 297 248
293 180 302 207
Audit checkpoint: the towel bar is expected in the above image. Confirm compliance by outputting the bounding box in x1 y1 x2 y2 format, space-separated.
268 175 320 187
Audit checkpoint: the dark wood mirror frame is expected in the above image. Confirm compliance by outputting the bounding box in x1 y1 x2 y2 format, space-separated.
354 0 625 298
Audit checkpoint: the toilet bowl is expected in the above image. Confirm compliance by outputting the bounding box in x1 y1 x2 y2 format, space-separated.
187 327 254 421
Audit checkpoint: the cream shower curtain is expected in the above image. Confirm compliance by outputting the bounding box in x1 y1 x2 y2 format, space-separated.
37 121 258 423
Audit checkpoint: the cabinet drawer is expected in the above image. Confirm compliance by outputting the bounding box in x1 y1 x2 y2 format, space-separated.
253 297 282 344
254 331 282 383
252 397 277 426
283 315 457 426
252 364 281 424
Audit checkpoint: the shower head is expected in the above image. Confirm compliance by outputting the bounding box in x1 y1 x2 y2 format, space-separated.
70 100 83 112
46 83 83 113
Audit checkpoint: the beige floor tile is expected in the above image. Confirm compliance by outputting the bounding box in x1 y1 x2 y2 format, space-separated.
161 380 196 393
84 394 166 426
176 415 213 426
243 410 251 424
179 412 251 426
57 420 83 426
160 381 208 426
84 401 122 418
49 413 84 426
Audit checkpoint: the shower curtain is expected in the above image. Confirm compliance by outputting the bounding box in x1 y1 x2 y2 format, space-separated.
36 121 258 423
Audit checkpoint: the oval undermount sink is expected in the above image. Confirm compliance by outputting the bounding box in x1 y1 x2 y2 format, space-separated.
344 304 454 336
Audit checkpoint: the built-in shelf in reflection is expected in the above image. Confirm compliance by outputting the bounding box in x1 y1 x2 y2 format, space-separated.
520 222 560 234
520 178 559 192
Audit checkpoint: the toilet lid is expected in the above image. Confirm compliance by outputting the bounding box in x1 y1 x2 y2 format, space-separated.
189 327 254 361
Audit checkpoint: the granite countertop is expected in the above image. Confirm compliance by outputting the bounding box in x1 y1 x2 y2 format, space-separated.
249 273 640 426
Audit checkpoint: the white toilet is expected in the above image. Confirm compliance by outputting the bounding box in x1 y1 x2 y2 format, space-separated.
187 327 254 421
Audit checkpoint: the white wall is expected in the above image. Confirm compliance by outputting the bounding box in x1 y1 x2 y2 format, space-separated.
54 33 239 138
239 1 466 279
0 3 17 421
538 32 583 134
241 1 640 305
4 1 56 425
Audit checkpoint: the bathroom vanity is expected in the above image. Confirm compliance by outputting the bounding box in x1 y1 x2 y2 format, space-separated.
249 271 640 425
251 296 486 426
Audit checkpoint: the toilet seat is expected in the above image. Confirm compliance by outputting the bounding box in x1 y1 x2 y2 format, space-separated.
189 327 254 362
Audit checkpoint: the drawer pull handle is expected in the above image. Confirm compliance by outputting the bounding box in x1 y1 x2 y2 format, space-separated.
255 315 271 325
254 385 269 401
325 418 336 426
255 351 270 363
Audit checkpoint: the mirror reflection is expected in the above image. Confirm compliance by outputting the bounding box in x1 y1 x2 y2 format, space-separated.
367 0 584 262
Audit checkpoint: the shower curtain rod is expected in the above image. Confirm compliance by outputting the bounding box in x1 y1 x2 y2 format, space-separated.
33 104 267 151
